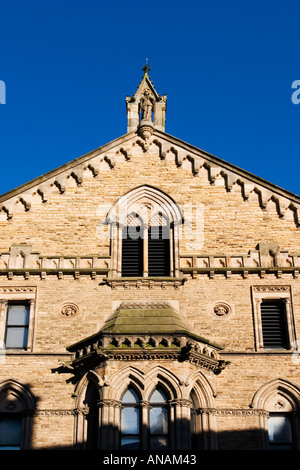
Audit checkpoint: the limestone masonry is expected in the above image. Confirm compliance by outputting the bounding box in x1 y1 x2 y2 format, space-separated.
0 65 299 451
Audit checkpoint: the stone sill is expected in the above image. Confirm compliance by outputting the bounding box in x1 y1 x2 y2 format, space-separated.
105 276 186 289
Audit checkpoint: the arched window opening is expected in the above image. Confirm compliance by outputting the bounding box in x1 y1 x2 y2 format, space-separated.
120 387 141 450
0 380 35 450
107 186 182 278
149 387 169 450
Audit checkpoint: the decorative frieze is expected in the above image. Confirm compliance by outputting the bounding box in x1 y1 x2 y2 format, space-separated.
199 408 269 417
33 409 75 417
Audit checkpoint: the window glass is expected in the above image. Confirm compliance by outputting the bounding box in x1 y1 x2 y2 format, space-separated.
122 388 139 403
149 388 169 450
121 407 139 434
150 388 167 403
268 414 293 449
121 387 140 450
150 406 168 434
5 304 29 349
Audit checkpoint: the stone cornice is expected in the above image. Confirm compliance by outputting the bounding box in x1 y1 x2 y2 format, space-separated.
0 243 299 281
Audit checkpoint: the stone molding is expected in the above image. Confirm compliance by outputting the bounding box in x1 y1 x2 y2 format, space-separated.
33 407 269 417
33 409 75 417
0 243 299 281
199 408 269 416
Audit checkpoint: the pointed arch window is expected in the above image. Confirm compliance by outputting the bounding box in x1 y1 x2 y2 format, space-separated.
0 380 35 450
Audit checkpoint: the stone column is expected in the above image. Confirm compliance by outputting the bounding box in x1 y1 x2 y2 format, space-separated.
140 400 149 450
99 399 121 450
170 399 192 450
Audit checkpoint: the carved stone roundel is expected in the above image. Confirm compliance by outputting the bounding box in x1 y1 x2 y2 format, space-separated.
213 302 231 317
60 303 79 317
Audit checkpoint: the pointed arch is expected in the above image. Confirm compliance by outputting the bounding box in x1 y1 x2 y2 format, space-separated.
251 378 300 450
0 379 35 450
144 365 182 401
106 185 182 277
185 370 216 409
0 379 35 413
105 366 145 402
251 378 300 411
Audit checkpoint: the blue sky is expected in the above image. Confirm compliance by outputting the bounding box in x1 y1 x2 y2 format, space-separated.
0 0 299 196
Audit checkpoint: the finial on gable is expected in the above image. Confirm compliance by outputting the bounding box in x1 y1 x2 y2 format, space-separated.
126 64 167 137
142 59 151 75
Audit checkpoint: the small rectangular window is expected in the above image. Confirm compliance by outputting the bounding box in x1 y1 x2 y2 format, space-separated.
5 303 30 349
261 300 289 349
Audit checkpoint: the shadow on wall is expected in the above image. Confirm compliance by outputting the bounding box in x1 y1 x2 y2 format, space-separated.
25 427 265 452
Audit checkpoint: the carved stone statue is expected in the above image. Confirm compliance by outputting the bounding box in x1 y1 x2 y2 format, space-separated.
139 89 154 121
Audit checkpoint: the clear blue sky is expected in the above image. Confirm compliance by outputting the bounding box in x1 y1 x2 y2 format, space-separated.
0 0 299 196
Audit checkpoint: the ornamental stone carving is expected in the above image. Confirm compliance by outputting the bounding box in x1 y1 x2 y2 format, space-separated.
213 302 231 317
60 302 79 317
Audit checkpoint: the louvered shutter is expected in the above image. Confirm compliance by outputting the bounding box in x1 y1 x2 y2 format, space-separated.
122 226 143 277
261 300 289 349
148 226 170 276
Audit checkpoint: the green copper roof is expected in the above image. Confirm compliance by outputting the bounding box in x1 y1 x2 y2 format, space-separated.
99 302 221 347
67 302 224 352
101 302 190 335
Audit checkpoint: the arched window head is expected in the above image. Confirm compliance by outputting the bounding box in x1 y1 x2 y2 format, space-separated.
0 380 35 450
122 387 140 404
106 186 182 278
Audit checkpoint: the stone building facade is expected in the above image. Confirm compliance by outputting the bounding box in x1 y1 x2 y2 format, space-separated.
0 65 300 451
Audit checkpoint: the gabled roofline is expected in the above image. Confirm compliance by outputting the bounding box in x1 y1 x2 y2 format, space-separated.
154 129 300 202
0 131 136 203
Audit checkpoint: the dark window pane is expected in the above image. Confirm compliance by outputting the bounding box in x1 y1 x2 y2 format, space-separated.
148 226 170 276
121 437 140 450
150 437 168 450
261 300 289 349
0 417 22 450
122 227 143 277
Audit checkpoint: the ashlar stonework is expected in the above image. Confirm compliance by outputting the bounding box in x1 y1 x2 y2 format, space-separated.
0 65 299 451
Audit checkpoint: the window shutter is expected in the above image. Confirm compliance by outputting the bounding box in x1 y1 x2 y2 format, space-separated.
148 226 170 277
122 226 143 277
261 300 289 349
